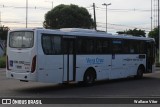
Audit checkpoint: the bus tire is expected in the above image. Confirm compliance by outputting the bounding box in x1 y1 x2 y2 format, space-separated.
83 68 96 86
135 65 145 79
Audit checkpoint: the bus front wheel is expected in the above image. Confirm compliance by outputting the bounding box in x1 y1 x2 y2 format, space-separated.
83 69 96 85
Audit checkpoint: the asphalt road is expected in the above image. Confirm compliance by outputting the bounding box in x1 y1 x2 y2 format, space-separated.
0 68 160 106
0 68 160 98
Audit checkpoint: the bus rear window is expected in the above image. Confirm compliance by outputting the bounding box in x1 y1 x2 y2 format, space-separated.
9 31 34 48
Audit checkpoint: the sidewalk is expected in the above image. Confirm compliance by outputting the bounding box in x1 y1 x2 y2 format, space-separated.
0 68 5 71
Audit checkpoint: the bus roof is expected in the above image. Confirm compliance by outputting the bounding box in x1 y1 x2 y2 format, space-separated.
10 28 155 41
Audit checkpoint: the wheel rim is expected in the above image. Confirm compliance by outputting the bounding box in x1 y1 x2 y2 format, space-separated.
86 75 92 83
85 74 94 84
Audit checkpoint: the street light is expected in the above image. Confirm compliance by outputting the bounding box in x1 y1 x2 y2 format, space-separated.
26 0 28 28
102 3 111 33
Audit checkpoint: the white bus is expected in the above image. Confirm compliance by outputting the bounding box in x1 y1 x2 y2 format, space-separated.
6 28 155 84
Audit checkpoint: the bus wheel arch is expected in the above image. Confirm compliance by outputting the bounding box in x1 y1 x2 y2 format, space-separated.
83 67 97 85
135 64 145 79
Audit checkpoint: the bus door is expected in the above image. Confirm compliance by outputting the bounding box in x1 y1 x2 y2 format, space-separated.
63 36 76 82
146 41 155 73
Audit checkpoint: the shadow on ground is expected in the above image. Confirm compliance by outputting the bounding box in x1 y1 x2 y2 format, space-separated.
15 76 160 97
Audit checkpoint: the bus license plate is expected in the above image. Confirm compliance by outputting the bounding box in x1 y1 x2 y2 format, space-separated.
17 65 22 69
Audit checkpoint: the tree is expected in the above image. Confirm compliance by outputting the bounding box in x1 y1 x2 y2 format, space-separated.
117 28 146 37
43 4 94 29
148 26 159 49
0 26 10 40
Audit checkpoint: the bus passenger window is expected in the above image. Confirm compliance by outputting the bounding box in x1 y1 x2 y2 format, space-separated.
51 36 61 54
112 40 122 54
102 40 110 54
95 40 103 54
129 41 139 54
42 36 52 54
42 35 61 55
77 38 94 54
123 40 130 54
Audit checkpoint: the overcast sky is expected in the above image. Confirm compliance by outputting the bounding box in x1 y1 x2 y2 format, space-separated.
0 0 154 33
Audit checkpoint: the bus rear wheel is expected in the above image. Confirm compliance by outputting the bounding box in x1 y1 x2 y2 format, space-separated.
83 69 96 86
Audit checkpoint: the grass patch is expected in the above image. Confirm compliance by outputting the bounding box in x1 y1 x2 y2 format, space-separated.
0 56 6 68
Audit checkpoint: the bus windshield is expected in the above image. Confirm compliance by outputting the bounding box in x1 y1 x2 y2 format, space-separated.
9 31 34 48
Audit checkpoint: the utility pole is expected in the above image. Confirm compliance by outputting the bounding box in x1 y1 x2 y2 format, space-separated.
52 1 53 9
93 3 97 30
151 0 153 31
102 3 111 33
158 0 160 63
26 0 28 28
0 11 1 27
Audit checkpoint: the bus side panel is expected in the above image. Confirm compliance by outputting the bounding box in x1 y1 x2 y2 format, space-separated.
124 54 146 77
110 54 125 79
36 31 46 83
76 55 111 81
124 54 139 76
37 55 64 83
111 54 146 79
37 31 64 83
